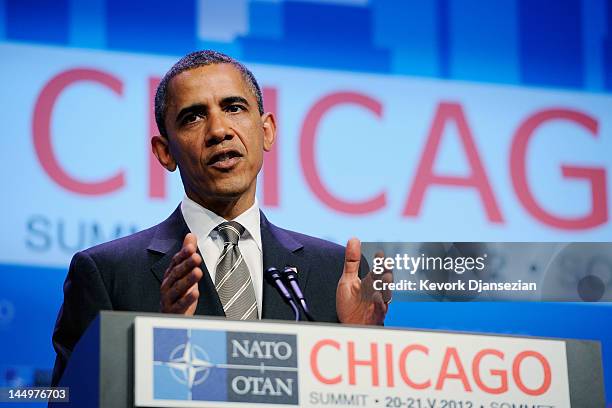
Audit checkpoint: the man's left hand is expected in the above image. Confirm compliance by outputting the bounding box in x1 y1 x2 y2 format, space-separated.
336 238 393 325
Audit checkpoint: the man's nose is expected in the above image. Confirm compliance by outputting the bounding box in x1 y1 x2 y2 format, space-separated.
205 110 232 145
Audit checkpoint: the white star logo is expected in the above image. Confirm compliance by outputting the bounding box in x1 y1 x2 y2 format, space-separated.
163 335 213 389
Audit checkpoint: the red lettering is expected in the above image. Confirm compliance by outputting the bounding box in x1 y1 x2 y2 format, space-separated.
262 87 279 207
435 347 472 392
399 344 431 389
385 343 395 387
310 339 342 385
472 349 508 394
404 102 503 223
348 341 379 386
33 69 125 195
512 351 551 396
511 109 607 229
300 92 386 214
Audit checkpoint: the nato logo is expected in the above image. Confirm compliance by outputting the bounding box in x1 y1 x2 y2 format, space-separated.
153 328 298 405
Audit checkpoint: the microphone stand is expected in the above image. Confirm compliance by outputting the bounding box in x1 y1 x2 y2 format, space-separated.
282 266 315 322
264 267 301 321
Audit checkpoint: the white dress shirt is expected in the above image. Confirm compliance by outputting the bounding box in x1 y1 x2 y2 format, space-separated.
181 196 263 318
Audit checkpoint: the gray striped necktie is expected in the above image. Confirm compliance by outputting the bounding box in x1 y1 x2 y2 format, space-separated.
214 221 258 320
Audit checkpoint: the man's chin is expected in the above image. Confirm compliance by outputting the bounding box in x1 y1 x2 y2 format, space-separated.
209 184 253 201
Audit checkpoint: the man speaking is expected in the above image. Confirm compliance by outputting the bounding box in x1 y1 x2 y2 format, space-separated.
51 50 391 385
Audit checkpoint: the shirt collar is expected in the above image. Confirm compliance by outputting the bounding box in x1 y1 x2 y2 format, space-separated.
180 195 262 251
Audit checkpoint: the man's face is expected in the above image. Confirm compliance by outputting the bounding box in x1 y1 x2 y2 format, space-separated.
154 63 275 213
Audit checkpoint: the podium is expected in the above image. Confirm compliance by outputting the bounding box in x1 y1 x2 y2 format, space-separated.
55 311 605 407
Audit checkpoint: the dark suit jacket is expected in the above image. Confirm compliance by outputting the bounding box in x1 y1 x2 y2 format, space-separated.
51 206 366 386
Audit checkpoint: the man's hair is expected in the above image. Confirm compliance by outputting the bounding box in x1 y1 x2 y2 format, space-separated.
154 50 264 138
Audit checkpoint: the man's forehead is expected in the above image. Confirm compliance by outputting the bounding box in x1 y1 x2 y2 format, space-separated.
167 63 253 106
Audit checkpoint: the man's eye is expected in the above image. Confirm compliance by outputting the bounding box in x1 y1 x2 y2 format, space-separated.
182 113 202 124
226 104 245 113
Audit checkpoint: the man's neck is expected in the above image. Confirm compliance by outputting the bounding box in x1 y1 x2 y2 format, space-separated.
185 192 255 220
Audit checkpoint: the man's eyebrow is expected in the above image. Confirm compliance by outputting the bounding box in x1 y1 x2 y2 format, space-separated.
175 103 206 123
220 96 250 107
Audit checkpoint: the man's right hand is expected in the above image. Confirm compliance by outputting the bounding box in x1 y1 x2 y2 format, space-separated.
160 233 203 315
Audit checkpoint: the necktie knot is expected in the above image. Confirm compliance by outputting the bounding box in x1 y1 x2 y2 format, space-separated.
215 221 245 245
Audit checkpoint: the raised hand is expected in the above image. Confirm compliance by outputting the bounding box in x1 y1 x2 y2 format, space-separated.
160 233 203 315
336 238 393 325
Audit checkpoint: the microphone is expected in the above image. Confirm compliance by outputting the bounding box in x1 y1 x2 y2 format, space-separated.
282 266 314 322
264 267 300 321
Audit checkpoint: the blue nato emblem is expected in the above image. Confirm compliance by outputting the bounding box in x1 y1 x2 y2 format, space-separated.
153 328 227 401
152 328 299 405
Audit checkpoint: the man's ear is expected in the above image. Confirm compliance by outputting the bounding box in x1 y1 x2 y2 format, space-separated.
261 112 277 152
151 135 177 171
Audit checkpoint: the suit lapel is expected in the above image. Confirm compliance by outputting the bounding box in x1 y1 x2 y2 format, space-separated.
147 206 225 317
260 212 310 320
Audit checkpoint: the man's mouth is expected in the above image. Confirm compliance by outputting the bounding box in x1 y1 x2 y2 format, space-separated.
207 149 243 169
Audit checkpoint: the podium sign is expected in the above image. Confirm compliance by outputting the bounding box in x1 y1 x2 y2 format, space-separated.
134 317 572 407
